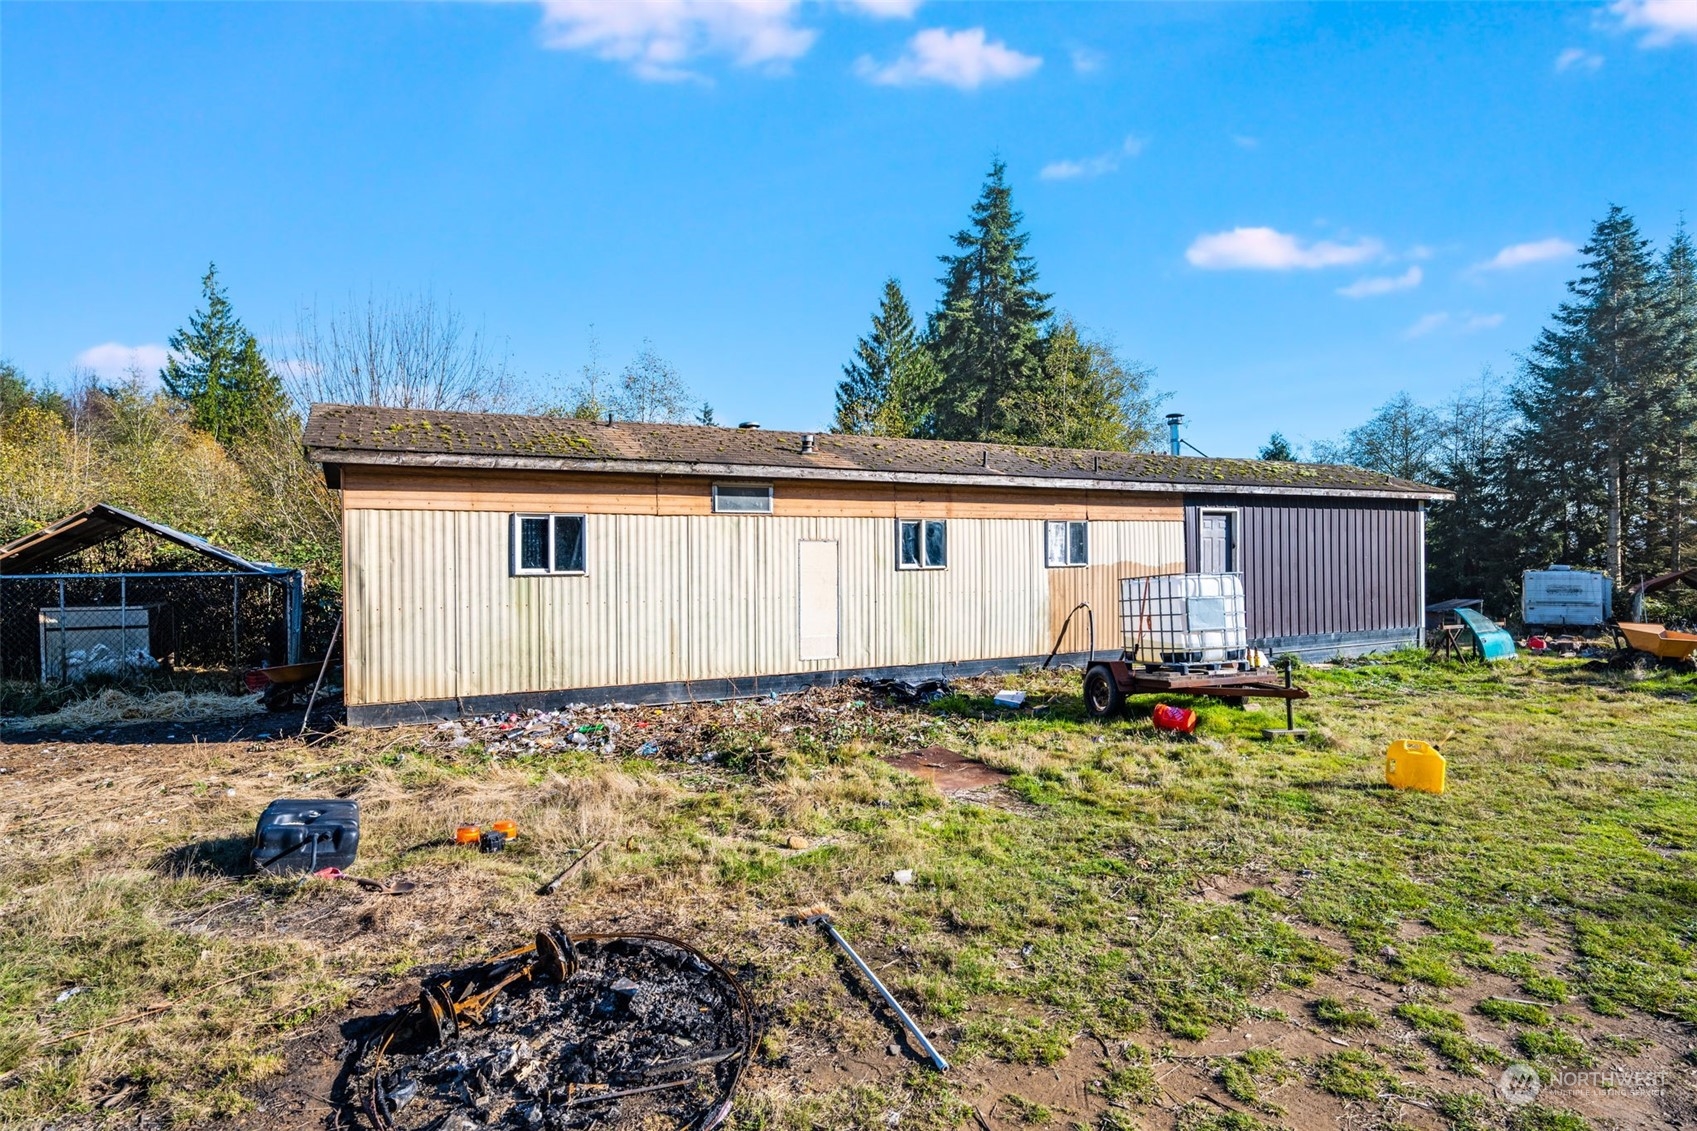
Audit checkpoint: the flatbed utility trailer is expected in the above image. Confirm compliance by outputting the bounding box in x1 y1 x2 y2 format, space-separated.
1082 659 1309 719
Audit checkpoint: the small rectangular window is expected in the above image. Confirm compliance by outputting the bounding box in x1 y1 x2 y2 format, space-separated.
1045 520 1088 567
513 514 587 575
712 483 773 513
897 519 947 569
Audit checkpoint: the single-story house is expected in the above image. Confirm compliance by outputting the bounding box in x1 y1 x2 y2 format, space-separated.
303 405 1449 725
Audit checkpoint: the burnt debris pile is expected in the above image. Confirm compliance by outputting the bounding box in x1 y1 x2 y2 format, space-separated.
352 928 752 1131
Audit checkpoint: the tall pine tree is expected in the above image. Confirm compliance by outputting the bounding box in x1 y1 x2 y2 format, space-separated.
1516 206 1668 581
928 161 1052 443
1655 222 1697 569
833 279 938 436
162 264 287 446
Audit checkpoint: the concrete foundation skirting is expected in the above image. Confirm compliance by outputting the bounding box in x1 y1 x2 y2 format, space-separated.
1253 628 1420 661
347 652 1098 727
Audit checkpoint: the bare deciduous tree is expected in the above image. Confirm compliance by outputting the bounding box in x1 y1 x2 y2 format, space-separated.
612 340 692 423
281 292 514 413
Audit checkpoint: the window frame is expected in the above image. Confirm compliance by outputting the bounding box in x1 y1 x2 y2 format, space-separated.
896 518 948 570
511 513 588 576
711 482 774 514
1045 519 1089 568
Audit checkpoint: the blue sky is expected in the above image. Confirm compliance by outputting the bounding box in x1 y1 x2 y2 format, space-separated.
3 1 1695 457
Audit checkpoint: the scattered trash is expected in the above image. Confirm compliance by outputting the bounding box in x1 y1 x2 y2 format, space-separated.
455 825 481 846
891 869 915 886
479 830 509 854
1385 739 1446 793
1150 703 1198 734
347 926 752 1130
311 867 416 895
251 798 360 875
991 690 1027 709
491 819 519 839
55 986 85 1004
861 677 953 705
799 906 949 1071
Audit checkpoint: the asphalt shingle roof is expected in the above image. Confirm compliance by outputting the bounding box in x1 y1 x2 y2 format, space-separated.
303 403 1448 499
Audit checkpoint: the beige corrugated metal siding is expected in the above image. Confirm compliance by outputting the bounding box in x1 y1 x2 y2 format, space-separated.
344 510 1183 706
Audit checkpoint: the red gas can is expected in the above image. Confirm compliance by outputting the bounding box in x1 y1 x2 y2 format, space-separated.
1151 703 1198 733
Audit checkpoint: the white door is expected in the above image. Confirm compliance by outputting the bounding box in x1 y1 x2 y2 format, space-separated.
1199 512 1237 574
798 540 839 661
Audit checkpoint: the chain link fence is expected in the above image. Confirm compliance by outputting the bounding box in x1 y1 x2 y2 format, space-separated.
0 571 301 685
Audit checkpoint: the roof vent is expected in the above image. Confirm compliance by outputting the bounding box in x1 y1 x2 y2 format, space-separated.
800 433 816 453
737 421 761 430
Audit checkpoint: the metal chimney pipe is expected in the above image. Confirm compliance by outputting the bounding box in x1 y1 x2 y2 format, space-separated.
1165 413 1185 457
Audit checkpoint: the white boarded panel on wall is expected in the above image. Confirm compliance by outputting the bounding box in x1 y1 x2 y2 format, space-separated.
797 540 839 661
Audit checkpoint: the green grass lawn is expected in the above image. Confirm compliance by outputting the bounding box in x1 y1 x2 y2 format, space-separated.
2 652 1694 1129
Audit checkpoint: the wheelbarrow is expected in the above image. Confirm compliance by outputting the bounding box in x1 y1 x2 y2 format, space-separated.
244 661 323 712
1612 622 1697 664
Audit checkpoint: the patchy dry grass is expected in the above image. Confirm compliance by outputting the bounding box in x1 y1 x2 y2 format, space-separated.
1 653 1695 1129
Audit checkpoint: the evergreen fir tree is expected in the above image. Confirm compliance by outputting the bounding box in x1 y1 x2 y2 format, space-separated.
928 161 1052 442
1516 206 1668 581
1258 432 1296 461
161 264 287 446
1654 222 1697 569
832 279 939 436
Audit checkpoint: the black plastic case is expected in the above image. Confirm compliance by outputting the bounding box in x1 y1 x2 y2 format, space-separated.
251 798 361 874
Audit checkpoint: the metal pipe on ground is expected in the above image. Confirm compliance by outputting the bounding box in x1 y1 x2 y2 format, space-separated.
802 908 949 1071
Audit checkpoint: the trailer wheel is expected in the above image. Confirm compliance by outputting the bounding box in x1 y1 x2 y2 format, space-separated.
1083 665 1125 719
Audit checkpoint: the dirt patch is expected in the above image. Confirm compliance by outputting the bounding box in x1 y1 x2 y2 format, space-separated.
882 746 1010 796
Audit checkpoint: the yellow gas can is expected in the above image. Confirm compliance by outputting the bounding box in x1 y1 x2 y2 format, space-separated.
1385 739 1446 793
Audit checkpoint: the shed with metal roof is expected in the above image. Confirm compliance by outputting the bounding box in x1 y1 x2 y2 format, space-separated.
0 504 303 684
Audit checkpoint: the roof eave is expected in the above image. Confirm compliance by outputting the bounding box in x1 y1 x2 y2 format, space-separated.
308 448 1453 503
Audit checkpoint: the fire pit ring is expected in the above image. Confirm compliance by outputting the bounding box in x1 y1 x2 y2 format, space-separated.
351 926 754 1130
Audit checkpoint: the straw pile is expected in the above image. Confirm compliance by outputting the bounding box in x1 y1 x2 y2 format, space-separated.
1 687 264 731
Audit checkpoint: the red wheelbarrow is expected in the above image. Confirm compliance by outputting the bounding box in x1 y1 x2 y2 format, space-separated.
244 661 323 712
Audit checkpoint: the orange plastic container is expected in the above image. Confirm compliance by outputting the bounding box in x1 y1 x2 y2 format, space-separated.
1151 703 1199 734
1385 740 1446 793
454 824 481 845
491 819 519 839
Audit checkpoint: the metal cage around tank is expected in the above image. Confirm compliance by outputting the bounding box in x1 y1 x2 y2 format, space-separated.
1118 571 1249 671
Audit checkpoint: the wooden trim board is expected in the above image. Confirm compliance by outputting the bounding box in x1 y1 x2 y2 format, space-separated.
340 466 1182 522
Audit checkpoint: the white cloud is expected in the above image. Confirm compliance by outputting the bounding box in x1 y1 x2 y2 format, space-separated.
1403 312 1450 340
1612 0 1697 45
1337 265 1423 299
1040 135 1145 181
842 0 923 17
1473 238 1576 271
1070 46 1105 74
1231 134 1260 150
855 27 1041 88
537 0 817 82
1185 226 1383 271
74 342 171 382
1401 311 1503 339
1555 46 1605 71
